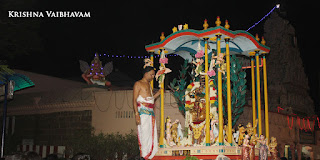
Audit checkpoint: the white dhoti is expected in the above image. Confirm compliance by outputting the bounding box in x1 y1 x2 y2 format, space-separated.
137 95 158 159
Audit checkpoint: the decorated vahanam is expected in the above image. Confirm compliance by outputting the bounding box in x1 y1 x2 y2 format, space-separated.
79 54 112 87
144 16 274 159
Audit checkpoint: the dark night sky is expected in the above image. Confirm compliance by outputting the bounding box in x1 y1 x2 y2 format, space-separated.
1 0 319 106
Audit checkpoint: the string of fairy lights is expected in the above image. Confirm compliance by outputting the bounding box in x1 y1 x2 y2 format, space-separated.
95 4 280 59
96 53 178 59
246 4 280 31
94 4 280 60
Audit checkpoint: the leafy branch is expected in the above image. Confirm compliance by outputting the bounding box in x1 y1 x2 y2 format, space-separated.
169 59 190 115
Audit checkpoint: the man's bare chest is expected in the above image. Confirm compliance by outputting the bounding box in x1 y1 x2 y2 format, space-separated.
140 83 152 95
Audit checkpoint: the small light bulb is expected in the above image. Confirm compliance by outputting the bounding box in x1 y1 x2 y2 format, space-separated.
276 4 280 8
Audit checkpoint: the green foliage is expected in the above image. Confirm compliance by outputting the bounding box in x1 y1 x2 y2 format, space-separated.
184 156 199 160
68 129 139 160
222 55 247 127
184 127 189 137
169 52 246 127
169 59 190 114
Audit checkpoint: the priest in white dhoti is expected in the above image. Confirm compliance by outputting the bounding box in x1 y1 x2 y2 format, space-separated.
133 66 161 159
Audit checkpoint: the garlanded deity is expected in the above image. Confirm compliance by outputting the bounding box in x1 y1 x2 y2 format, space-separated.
184 75 217 146
191 76 206 122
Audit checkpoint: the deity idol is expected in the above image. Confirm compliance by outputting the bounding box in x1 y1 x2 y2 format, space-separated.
79 54 112 87
246 120 258 138
237 124 246 145
269 137 280 160
210 114 219 143
165 117 179 146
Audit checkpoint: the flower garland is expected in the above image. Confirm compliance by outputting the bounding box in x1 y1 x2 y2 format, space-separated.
159 57 168 64
190 120 206 129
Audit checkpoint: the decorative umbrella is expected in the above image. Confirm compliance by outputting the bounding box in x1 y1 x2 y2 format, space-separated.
8 73 35 91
